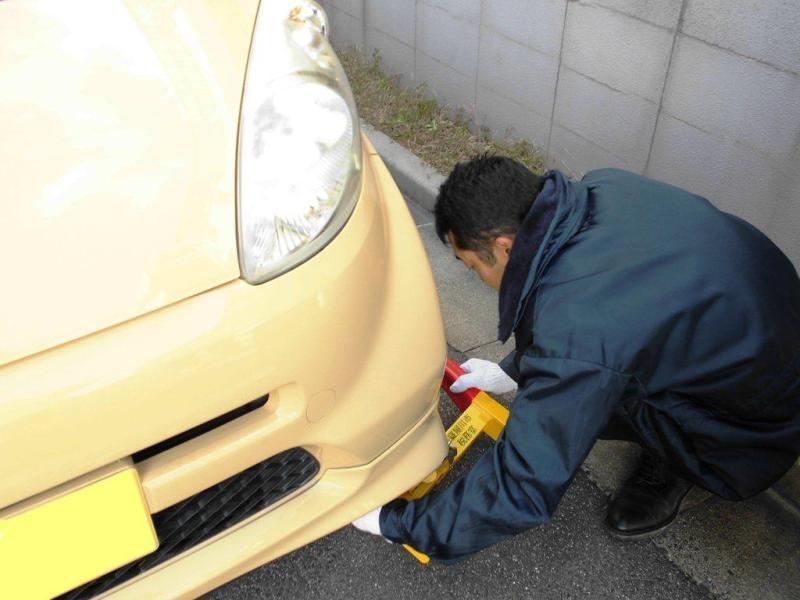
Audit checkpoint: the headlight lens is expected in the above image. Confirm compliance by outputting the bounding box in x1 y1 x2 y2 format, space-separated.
238 4 361 284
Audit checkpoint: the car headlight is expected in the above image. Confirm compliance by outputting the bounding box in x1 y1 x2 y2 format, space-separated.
238 1 362 284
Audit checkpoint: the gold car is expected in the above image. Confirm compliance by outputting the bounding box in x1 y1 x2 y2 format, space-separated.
0 1 447 597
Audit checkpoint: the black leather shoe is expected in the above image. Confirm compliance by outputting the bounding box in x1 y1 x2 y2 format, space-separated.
605 451 692 539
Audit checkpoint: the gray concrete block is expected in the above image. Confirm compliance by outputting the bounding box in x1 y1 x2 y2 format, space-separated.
548 124 632 177
482 0 568 58
553 67 659 171
416 1 480 77
329 6 364 49
328 0 363 19
415 51 477 112
663 36 800 163
477 28 559 120
364 0 414 46
682 0 800 75
422 0 481 24
476 85 551 151
646 113 782 231
562 2 675 102
584 0 682 30
365 27 414 85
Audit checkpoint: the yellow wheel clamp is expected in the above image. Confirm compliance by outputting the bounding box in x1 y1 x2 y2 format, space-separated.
400 358 510 564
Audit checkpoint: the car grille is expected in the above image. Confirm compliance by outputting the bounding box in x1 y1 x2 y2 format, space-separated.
59 447 320 599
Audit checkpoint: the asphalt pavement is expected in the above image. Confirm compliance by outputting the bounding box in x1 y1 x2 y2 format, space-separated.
210 133 800 599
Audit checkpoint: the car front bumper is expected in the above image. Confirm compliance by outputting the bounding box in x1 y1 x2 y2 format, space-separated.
109 399 445 599
0 135 449 597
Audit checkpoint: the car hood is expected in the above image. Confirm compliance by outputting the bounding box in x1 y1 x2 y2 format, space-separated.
0 0 259 366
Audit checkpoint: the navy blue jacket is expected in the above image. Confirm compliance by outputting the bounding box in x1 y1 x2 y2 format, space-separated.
380 169 800 563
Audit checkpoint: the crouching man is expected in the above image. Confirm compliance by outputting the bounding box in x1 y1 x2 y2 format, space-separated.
354 155 800 562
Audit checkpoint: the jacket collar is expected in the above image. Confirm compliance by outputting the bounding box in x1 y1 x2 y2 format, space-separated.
497 170 590 343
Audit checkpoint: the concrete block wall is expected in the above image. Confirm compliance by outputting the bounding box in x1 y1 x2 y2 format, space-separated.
322 0 800 270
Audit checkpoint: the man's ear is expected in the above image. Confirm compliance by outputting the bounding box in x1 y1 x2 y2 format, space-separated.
493 235 515 256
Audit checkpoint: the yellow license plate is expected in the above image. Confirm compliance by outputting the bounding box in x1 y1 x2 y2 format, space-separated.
0 468 159 599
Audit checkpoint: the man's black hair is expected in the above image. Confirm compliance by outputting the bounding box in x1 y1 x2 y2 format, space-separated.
434 154 544 261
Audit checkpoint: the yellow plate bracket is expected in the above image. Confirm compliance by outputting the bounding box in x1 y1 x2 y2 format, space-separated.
0 467 158 599
399 390 509 564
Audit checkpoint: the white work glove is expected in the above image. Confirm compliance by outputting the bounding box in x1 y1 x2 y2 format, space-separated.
450 358 518 395
351 507 389 541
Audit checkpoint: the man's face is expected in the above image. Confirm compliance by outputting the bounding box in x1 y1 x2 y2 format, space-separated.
447 231 513 290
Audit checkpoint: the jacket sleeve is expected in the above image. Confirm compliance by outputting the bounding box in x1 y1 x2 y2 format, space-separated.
499 350 519 381
380 355 628 563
